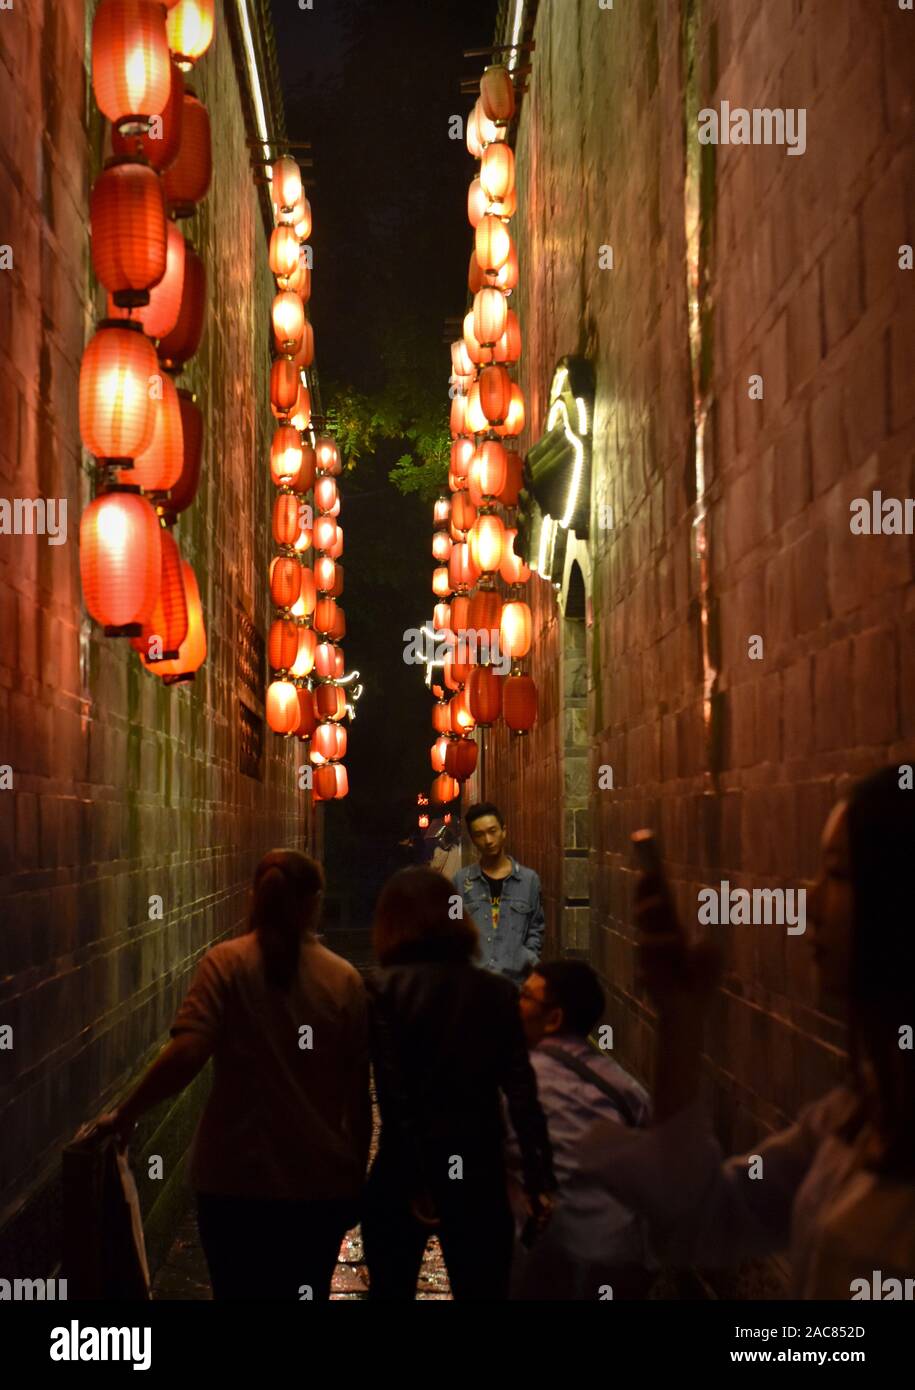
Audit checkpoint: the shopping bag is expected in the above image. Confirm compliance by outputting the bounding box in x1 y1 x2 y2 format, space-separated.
62 1121 151 1300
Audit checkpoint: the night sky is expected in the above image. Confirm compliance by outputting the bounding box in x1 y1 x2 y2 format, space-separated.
269 0 497 926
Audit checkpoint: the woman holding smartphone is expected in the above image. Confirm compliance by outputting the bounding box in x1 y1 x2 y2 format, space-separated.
588 765 915 1297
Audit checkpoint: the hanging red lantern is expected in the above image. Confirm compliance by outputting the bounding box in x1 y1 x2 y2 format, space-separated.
498 450 524 507
270 223 300 283
472 287 507 349
286 254 311 300
162 91 211 216
313 516 337 553
432 567 451 599
121 220 185 340
119 368 183 492
446 648 469 688
91 158 167 308
504 673 538 733
80 489 162 633
272 156 303 216
314 596 338 636
469 440 508 505
476 105 505 148
111 58 184 171
290 569 317 621
157 242 205 367
480 64 516 124
432 702 451 736
270 427 303 487
493 309 522 365
466 103 484 159
272 290 305 355
468 178 489 229
270 358 299 416
465 381 488 435
433 601 452 635
289 381 311 432
267 679 300 735
469 512 506 574
495 383 526 438
294 686 317 739
468 249 486 298
479 365 512 425
294 442 317 494
166 0 215 70
450 688 476 736
431 735 450 774
314 642 339 680
432 531 452 563
315 476 338 514
292 192 312 241
315 437 341 475
480 142 515 201
468 587 503 648
433 496 451 527
494 241 519 294
448 541 480 594
451 594 471 635
79 321 158 463
290 321 315 371
500 527 531 585
450 438 474 487
290 627 317 678
467 666 502 727
463 310 490 367
92 0 172 132
315 556 336 593
163 388 202 518
269 555 301 611
272 493 301 548
451 490 477 536
130 527 188 660
315 683 346 721
475 215 511 276
432 773 461 806
313 763 337 800
314 722 347 762
268 617 299 671
489 184 517 219
450 392 469 440
444 737 479 781
143 556 205 682
501 600 532 659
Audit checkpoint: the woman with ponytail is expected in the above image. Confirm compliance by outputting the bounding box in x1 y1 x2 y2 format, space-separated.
100 850 371 1300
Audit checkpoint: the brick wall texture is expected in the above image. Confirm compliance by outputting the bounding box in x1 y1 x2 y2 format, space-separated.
480 0 915 1280
0 0 312 1264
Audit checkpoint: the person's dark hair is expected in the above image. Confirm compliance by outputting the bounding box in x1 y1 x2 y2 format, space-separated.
533 960 606 1037
844 765 915 1173
373 867 479 967
248 849 325 990
465 801 504 830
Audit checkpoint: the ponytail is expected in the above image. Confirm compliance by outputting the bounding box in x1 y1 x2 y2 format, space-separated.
249 850 325 990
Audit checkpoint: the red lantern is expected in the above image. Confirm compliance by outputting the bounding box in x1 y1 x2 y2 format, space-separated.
315 437 341 474
432 702 451 736
130 527 188 660
315 683 346 721
469 512 505 574
129 221 185 339
313 722 347 762
269 555 301 611
157 243 205 367
463 310 490 367
469 440 508 505
451 491 477 536
468 588 503 648
80 489 162 633
314 596 338 636
111 59 184 171
495 383 526 438
119 367 183 492
272 290 305 355
267 679 300 735
480 143 515 201
143 556 205 682
162 92 211 216
332 764 350 800
272 156 303 216
467 179 488 229
315 556 336 593
270 223 300 282
432 531 452 563
504 674 538 733
500 526 531 585
444 737 479 781
268 617 299 671
292 192 312 241
294 686 317 739
431 567 450 599
433 496 451 527
465 381 488 435
289 381 311 432
291 569 317 621
476 106 504 148
467 666 502 727
479 365 512 425
432 773 460 806
80 321 158 463
475 215 511 276
434 602 451 635
494 242 519 294
315 476 338 514
450 392 469 440
290 627 316 678
92 0 172 131
166 0 215 70
270 358 299 416
450 593 471 635
313 516 336 554
466 104 484 159
270 426 303 487
290 321 315 371
272 493 301 548
287 256 311 300
480 64 516 124
498 451 524 508
314 642 338 680
501 600 532 659
450 438 474 487
493 309 522 365
473 288 507 349
164 388 202 517
91 158 167 308
431 736 450 774
448 541 480 593
450 688 476 736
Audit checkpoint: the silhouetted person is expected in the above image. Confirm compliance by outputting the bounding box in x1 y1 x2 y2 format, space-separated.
99 850 371 1300
452 802 545 986
586 766 915 1297
362 867 557 1300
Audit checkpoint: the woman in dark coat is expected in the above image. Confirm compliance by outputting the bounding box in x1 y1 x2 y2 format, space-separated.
362 867 556 1300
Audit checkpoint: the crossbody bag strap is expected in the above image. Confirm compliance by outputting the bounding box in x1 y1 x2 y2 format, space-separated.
537 1043 643 1129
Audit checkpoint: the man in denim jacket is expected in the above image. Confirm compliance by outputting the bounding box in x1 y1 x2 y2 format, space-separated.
452 803 545 987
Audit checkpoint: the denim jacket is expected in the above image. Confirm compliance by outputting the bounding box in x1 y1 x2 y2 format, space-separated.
453 858 545 986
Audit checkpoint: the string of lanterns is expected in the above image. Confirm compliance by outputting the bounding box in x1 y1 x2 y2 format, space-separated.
79 0 214 685
263 157 350 803
429 62 538 808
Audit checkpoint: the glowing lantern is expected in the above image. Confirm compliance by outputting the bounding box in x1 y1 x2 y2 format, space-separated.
287 256 311 300
162 92 211 216
493 309 522 365
432 567 451 599
431 736 449 774
500 527 531 585
289 381 311 432
291 192 312 241
450 438 474 486
501 600 532 660
290 627 316 678
164 388 202 518
314 596 338 636
270 358 299 416
468 587 503 648
433 602 451 634
119 368 183 492
433 496 451 527
316 437 341 475
79 321 158 463
80 489 162 633
494 242 519 294
451 594 471 635
432 531 452 563
293 443 317 494
448 541 480 593
450 688 476 736
314 722 346 762
432 773 460 806
270 224 300 282
91 158 167 308
464 381 486 435
467 179 489 228
475 216 511 276
498 451 524 508
450 393 469 439
473 288 507 349
479 365 512 425
451 491 477 536
268 617 299 671
272 156 302 216
328 523 344 560
315 476 338 514
481 142 515 201
267 679 300 735
432 701 451 736
313 764 336 800
111 58 184 171
504 674 538 733
445 737 479 781
491 185 517 219
294 687 317 739
143 557 205 681
467 667 502 727
270 427 303 487
315 683 346 721
272 290 305 355
315 556 336 593
130 528 188 660
123 220 185 339
444 654 463 690
157 243 205 367
291 321 315 371
480 64 515 124
469 440 508 506
314 642 338 680
463 310 489 367
92 0 172 131
466 104 484 159
469 512 505 574
314 516 337 552
272 493 302 548
468 250 485 296
165 0 214 69
477 106 504 148
495 383 526 438
269 556 301 611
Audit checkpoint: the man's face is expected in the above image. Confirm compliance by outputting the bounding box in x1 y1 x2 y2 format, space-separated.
469 813 507 862
518 972 564 1047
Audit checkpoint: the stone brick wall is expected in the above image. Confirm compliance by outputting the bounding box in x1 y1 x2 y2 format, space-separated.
0 0 312 1273
482 0 914 1292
